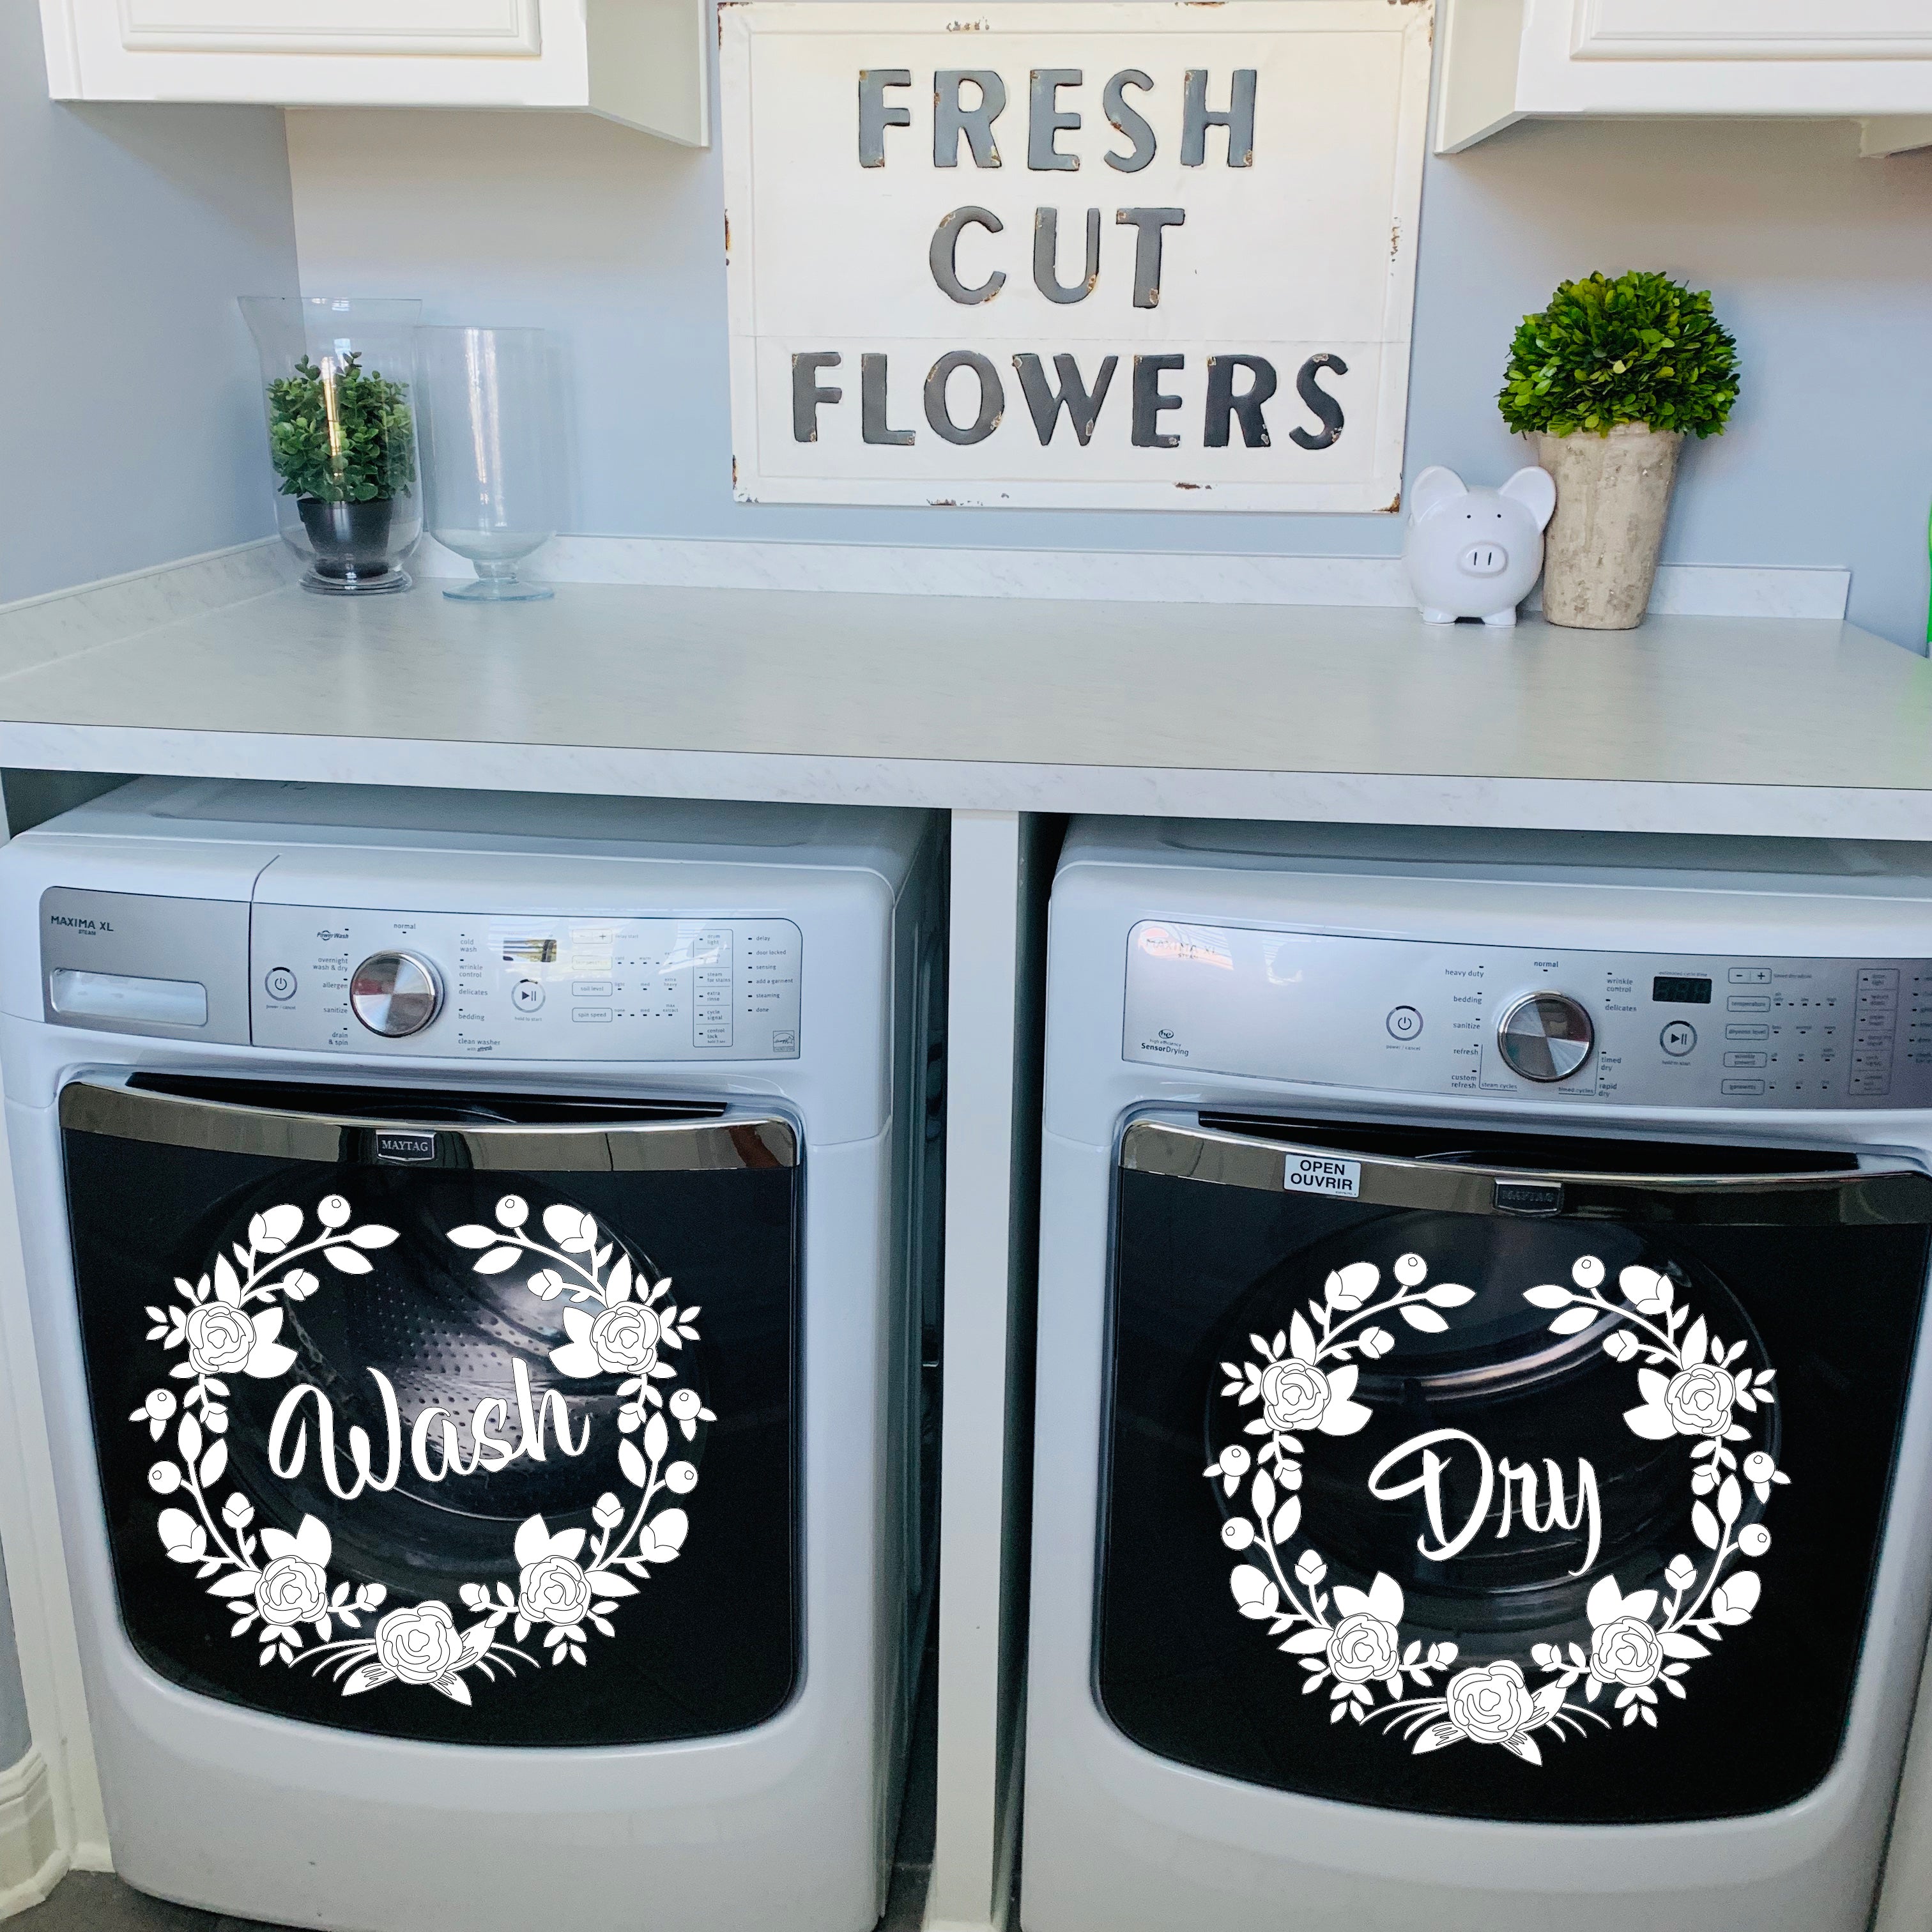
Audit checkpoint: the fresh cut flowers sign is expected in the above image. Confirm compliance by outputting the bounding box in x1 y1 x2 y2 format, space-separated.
721 0 1432 512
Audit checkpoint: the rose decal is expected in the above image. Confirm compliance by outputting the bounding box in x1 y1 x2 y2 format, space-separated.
1211 1247 1786 1765
257 1556 329 1626
519 1552 594 1627
252 1518 333 1627
1444 1662 1538 1745
586 1303 661 1376
184 1302 256 1373
374 1602 467 1685
1327 1611 1401 1686
1662 1364 1736 1438
183 1301 296 1379
1590 1616 1663 1689
1230 1313 1373 1445
494 1514 655 1665
1260 1359 1333 1432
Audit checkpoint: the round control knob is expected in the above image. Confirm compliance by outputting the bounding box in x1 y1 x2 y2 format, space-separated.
1496 992 1595 1084
349 951 442 1038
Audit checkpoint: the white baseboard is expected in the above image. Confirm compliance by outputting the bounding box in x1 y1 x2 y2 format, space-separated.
414 533 1851 622
0 1749 66 1920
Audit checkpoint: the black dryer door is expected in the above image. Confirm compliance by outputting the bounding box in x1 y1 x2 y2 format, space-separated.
61 1073 799 1748
1097 1114 1932 1825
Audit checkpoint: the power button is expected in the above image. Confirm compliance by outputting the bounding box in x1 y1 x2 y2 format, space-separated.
1386 1006 1423 1041
264 967 297 1002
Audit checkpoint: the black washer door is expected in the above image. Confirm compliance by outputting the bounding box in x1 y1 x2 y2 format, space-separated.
63 1075 799 1748
1096 1116 1932 1824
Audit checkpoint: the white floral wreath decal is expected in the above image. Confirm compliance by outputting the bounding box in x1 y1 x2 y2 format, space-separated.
1206 1250 1786 1765
132 1190 712 1706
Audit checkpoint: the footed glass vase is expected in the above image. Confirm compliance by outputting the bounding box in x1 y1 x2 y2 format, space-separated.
417 326 563 602
241 296 424 595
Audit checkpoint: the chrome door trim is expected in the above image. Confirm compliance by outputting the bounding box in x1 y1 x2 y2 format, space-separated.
1119 1118 1932 1227
59 1073 797 1173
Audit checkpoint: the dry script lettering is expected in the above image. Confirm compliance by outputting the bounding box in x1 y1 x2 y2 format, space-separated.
1367 1429 1604 1579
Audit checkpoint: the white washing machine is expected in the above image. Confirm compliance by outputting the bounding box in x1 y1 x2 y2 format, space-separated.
1023 818 1932 1932
0 778 946 1932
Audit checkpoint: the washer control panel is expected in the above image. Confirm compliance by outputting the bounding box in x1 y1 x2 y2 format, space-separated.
252 906 802 1059
1123 921 1932 1109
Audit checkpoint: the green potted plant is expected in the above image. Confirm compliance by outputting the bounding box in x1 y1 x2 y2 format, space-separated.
241 298 424 596
268 351 418 591
1499 271 1740 631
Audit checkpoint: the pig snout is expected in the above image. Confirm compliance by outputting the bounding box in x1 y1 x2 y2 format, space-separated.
1460 542 1509 577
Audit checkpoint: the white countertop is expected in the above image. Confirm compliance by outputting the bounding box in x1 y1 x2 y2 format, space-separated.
4 557 1931 837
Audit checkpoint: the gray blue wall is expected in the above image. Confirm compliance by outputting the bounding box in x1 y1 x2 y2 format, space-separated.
0 3 300 1766
289 95 1932 646
0 4 300 605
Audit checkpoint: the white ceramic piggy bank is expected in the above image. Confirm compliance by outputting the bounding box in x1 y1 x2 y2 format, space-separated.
1402 464 1558 627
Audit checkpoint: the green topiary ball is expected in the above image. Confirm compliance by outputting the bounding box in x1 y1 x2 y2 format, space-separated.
1498 270 1740 440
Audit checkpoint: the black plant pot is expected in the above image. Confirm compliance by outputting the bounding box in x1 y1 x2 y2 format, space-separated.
297 496 407 591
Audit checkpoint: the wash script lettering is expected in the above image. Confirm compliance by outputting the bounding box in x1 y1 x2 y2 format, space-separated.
268 1359 590 1501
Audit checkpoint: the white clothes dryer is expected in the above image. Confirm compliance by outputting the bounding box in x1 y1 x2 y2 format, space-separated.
0 779 946 1932
1023 818 1932 1932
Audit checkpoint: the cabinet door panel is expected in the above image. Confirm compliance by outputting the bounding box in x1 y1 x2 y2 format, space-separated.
1574 0 1932 61
118 0 541 56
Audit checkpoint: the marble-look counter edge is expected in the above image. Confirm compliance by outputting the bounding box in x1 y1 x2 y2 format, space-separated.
6 722 1931 839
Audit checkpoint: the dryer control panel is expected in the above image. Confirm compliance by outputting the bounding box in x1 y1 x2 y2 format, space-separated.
250 905 802 1060
1123 921 1932 1109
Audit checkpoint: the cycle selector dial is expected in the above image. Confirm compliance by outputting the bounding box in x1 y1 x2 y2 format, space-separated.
349 951 443 1038
1496 991 1595 1084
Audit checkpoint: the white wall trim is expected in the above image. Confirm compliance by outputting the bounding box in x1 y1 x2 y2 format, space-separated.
0 1748 66 1920
416 533 1851 621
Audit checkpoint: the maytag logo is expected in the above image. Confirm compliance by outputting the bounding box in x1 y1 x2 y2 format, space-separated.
375 1131 437 1165
1493 1179 1563 1216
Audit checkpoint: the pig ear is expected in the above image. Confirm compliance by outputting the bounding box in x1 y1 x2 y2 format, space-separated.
1501 465 1557 532
1409 466 1467 520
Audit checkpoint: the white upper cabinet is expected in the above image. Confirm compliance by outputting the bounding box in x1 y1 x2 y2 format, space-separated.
115 0 544 57
38 0 709 145
1438 0 1932 153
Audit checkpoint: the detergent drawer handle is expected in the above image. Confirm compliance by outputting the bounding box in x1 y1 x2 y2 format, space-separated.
57 1072 797 1174
1117 1117 1932 1229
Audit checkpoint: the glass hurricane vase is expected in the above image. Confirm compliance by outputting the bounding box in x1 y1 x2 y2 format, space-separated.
240 296 424 595
417 326 564 602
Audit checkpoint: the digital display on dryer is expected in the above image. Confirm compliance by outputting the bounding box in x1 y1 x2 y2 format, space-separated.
1652 976 1713 1006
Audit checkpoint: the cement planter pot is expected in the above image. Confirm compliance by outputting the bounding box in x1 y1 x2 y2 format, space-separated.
1533 422 1683 631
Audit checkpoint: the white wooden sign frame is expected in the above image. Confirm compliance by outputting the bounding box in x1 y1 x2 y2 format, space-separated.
721 0 1432 514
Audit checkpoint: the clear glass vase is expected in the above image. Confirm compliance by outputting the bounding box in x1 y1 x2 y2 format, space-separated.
240 296 424 596
417 326 564 602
